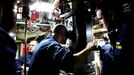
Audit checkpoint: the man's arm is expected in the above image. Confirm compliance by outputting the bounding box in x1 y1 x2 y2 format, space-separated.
73 41 95 63
72 41 96 71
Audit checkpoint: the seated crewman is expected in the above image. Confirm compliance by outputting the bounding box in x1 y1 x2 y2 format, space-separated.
16 40 38 70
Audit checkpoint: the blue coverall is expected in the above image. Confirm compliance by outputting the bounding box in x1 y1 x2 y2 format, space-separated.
28 35 74 75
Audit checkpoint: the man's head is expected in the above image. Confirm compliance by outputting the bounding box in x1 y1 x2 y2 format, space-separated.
96 9 108 28
29 40 38 53
52 24 68 44
96 0 123 32
0 0 16 32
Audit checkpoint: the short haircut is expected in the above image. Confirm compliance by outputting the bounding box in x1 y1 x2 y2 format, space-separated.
52 24 67 34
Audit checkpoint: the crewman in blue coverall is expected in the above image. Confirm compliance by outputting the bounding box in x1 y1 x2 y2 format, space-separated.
0 0 18 75
28 24 95 75
96 0 133 75
16 40 38 70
